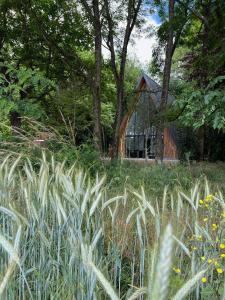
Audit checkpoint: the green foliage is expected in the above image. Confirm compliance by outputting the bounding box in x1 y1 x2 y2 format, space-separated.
150 1 225 161
50 64 116 144
52 87 93 142
0 0 92 82
0 99 16 138
52 142 105 174
177 76 225 130
0 62 56 138
101 102 115 136
0 62 55 101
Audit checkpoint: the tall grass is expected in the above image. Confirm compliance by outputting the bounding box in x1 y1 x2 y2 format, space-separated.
0 154 224 299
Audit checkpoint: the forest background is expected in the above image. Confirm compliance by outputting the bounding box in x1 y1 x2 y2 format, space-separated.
0 0 225 164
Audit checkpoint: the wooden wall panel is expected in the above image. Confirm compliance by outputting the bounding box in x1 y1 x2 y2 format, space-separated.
163 127 178 159
118 80 147 157
118 115 129 157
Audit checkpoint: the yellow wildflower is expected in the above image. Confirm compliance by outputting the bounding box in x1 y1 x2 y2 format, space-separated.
216 268 223 274
214 261 219 267
201 256 206 261
222 213 225 218
208 259 212 264
203 217 208 222
212 224 218 230
220 244 225 249
206 194 213 201
221 254 225 258
173 267 181 274
199 199 204 205
205 204 209 208
201 277 207 283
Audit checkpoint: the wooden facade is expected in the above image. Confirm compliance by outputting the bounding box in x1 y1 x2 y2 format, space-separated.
118 74 179 160
163 127 178 159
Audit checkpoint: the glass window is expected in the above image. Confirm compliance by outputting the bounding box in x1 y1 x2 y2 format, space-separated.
125 91 158 158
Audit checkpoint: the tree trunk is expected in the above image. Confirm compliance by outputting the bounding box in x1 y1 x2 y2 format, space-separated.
92 0 103 153
104 0 142 159
113 71 125 158
155 0 175 162
155 122 164 162
111 16 129 158
80 0 103 153
198 126 205 160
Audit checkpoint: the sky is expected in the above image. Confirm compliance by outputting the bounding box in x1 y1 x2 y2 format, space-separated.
127 15 159 67
102 13 160 69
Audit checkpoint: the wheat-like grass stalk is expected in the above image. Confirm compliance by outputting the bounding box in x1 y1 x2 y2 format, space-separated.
0 154 222 299
0 227 21 297
150 224 173 300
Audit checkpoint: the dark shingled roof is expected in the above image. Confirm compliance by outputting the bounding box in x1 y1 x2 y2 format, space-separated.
136 73 174 106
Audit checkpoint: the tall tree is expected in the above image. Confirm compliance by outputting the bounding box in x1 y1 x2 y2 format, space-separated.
0 0 106 150
0 0 92 81
175 0 225 160
150 0 190 161
104 0 143 158
155 0 175 161
80 0 103 153
167 0 225 160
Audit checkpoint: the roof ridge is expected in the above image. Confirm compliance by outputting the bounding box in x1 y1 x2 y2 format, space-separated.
135 73 175 105
142 73 161 88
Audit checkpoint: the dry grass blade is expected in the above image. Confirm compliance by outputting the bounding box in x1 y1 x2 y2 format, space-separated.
127 287 147 300
89 192 102 217
126 207 139 224
90 176 105 195
172 235 191 258
136 214 143 246
179 191 196 212
0 228 21 297
0 207 20 224
0 261 17 297
91 229 103 250
87 261 119 300
101 196 124 211
162 185 168 212
172 269 207 300
0 234 19 264
7 156 21 185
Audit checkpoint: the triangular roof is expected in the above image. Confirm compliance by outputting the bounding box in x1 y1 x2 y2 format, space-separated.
135 73 174 106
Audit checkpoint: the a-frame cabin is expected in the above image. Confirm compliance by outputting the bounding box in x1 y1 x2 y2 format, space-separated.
118 74 179 160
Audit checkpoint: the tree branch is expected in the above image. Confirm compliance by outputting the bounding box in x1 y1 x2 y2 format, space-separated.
176 0 209 29
80 0 94 22
104 0 119 81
